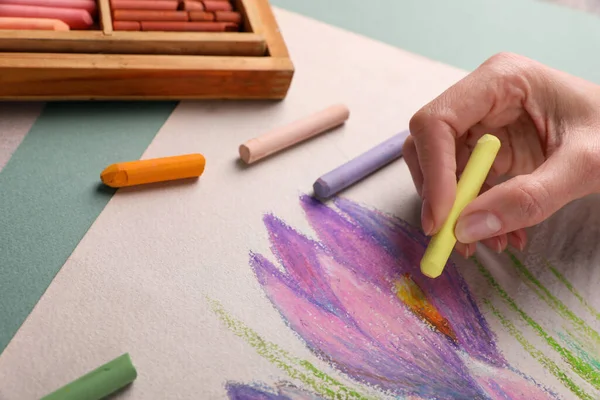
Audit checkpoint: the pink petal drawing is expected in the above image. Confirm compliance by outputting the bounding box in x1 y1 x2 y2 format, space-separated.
310 195 505 367
226 381 317 400
226 382 327 400
263 214 344 317
316 252 485 395
247 195 556 399
252 253 414 389
251 220 484 397
463 355 557 399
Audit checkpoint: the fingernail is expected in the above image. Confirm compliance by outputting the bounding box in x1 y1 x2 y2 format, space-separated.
508 231 526 251
518 237 526 251
517 230 527 251
508 234 521 251
495 238 503 253
421 200 434 235
469 243 477 257
455 211 502 243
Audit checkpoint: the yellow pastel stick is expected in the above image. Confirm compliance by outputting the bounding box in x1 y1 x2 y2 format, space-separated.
100 153 206 188
420 134 501 278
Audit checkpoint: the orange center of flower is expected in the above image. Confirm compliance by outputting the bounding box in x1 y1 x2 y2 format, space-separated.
394 273 457 342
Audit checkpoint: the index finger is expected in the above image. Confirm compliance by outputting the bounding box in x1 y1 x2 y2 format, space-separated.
409 55 510 234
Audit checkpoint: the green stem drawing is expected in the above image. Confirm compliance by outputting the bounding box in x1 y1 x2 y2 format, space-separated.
545 259 600 322
506 252 600 372
560 330 600 372
472 255 600 390
484 299 593 400
207 297 375 400
505 251 600 346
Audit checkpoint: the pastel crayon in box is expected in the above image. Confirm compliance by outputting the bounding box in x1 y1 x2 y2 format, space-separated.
0 0 294 100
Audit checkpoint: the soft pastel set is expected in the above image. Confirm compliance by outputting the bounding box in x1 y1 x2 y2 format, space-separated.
110 0 243 32
0 0 294 100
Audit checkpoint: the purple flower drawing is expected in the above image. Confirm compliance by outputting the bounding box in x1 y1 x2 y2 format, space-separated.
248 195 556 399
226 381 324 400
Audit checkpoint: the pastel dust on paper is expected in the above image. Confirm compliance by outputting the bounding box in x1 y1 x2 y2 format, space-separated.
210 195 598 399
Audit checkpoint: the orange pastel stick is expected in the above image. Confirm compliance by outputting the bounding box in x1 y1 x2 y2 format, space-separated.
180 0 204 10
140 20 234 31
113 20 140 30
0 4 92 29
214 10 240 23
100 153 206 188
202 0 231 11
110 0 178 10
0 16 70 30
112 9 188 21
188 11 214 21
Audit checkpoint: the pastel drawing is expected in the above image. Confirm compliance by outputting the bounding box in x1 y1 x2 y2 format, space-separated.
244 195 555 399
226 381 325 400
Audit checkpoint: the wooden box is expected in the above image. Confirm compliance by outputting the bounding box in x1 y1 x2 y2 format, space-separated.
0 0 294 100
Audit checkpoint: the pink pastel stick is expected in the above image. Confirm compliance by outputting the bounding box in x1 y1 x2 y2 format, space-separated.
239 104 351 164
110 0 178 10
0 4 93 29
0 0 97 14
0 16 70 30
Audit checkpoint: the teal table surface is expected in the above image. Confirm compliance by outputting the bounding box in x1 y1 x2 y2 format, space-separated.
1 0 600 355
272 0 600 84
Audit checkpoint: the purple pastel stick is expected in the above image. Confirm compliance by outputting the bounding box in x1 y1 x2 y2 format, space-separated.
313 130 410 199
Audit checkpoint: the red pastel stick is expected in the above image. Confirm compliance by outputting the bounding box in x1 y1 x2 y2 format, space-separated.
214 11 240 23
202 0 231 11
113 20 140 30
180 0 203 11
140 20 236 31
110 0 178 10
0 4 92 29
112 9 188 21
0 0 97 13
188 11 214 21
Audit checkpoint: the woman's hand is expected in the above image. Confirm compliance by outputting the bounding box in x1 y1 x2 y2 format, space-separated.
403 52 600 257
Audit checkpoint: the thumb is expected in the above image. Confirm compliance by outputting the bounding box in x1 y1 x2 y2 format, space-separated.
454 154 586 243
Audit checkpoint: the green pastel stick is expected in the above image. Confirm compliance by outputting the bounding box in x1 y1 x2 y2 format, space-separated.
41 353 137 400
